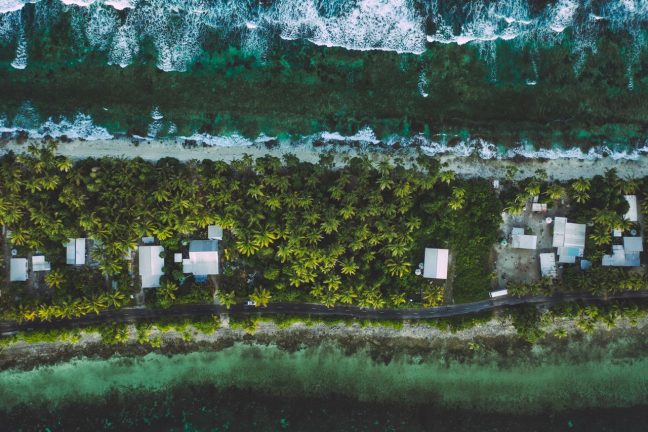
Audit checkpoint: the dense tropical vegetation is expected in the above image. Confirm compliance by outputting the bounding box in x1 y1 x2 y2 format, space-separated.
1 144 647 325
0 143 500 321
503 168 648 297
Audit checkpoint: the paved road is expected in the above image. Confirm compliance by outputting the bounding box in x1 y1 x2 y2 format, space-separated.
2 291 648 336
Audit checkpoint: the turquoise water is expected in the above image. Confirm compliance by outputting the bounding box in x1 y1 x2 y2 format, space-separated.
1 342 648 430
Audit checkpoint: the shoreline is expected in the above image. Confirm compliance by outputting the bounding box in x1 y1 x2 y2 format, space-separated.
2 137 648 181
2 315 648 416
2 313 648 372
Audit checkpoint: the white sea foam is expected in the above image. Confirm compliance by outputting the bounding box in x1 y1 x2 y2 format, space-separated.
0 0 24 14
179 133 255 147
1 111 113 140
1 0 647 73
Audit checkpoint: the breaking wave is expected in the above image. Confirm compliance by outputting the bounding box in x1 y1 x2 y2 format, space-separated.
1 104 647 161
0 0 647 73
0 104 113 140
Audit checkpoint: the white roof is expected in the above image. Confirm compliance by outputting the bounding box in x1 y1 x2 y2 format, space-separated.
511 233 537 250
553 217 585 260
624 195 638 222
65 238 86 265
623 237 643 253
539 253 557 278
183 240 219 276
489 289 508 298
32 255 51 272
174 253 183 263
139 245 165 288
602 244 641 267
423 248 449 279
10 258 28 282
531 203 547 212
208 225 223 240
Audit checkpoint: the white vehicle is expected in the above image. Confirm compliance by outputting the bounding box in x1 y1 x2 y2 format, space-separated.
246 300 257 306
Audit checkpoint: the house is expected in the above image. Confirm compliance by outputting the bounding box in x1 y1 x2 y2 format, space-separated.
531 196 547 212
208 225 223 240
139 245 165 288
603 237 643 267
423 248 449 279
531 203 547 212
511 227 537 250
624 195 638 222
32 255 51 272
539 252 557 278
10 258 28 282
65 238 86 265
552 217 586 263
183 240 219 276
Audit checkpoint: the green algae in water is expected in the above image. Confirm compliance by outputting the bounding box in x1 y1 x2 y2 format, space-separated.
1 343 648 414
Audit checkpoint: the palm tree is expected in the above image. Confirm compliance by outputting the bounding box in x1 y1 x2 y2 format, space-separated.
107 290 127 308
440 170 455 185
590 227 611 247
621 178 639 195
250 288 272 307
219 291 237 309
572 189 590 204
546 184 566 201
45 270 65 289
572 178 591 194
236 236 260 256
56 157 73 172
422 285 444 307
252 226 279 248
321 217 340 234
340 258 359 276
385 259 410 278
339 289 357 305
389 292 406 307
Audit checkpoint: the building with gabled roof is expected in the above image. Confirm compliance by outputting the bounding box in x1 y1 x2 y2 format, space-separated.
423 248 449 279
540 253 557 278
552 217 586 263
602 237 643 267
10 258 28 282
66 238 86 265
139 245 165 288
183 240 219 276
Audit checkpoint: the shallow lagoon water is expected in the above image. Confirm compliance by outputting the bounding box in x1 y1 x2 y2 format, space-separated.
1 341 648 430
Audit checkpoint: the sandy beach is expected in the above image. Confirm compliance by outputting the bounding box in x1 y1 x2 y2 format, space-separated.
2 137 648 181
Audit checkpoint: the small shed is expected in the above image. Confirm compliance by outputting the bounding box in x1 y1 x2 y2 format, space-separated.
10 258 28 282
423 248 449 280
32 255 51 272
531 203 547 212
539 253 557 278
208 225 223 240
511 228 537 250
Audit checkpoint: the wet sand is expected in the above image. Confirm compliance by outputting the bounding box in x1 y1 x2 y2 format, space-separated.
2 137 648 181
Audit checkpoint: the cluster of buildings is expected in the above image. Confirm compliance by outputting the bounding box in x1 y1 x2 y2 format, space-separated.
6 225 223 290
507 194 644 280
139 225 222 288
